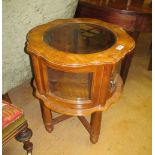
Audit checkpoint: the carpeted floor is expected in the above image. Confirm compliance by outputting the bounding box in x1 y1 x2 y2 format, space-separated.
3 33 152 155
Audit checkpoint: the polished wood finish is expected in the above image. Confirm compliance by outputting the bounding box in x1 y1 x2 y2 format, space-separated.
27 18 134 67
53 115 72 125
26 18 134 143
75 0 152 83
90 112 102 143
40 102 53 132
78 116 91 133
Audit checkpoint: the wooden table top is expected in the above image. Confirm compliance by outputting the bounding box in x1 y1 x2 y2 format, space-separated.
80 0 152 15
27 18 135 68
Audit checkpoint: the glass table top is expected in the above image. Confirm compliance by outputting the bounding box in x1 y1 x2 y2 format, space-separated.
43 23 116 54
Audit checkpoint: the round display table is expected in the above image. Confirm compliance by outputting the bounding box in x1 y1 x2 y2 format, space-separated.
26 18 135 143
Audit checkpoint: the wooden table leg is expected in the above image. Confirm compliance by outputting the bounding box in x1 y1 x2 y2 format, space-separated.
120 31 139 83
148 42 152 71
40 102 53 133
120 51 134 83
90 112 102 144
148 53 152 71
2 93 12 103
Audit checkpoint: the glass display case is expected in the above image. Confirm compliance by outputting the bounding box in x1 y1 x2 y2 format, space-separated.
26 18 135 143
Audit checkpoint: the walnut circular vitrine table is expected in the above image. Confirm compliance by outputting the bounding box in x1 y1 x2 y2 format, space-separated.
26 18 135 143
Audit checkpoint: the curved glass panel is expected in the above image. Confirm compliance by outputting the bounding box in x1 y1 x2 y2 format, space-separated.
44 23 116 54
47 67 92 101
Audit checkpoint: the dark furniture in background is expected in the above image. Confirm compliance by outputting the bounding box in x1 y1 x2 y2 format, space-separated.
75 0 152 83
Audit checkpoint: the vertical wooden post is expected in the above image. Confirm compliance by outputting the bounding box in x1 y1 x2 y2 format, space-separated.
40 102 53 133
120 31 139 83
90 112 102 144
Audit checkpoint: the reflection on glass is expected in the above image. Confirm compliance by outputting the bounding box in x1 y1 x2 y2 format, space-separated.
44 23 116 54
47 67 92 101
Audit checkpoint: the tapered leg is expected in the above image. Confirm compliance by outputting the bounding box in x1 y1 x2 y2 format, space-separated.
148 42 152 71
120 31 139 83
40 102 53 132
15 127 33 155
120 51 134 83
148 52 152 71
90 112 102 144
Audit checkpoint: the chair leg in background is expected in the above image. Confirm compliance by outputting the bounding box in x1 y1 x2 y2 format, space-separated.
15 126 33 155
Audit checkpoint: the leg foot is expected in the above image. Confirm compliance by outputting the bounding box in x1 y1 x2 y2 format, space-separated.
90 112 102 144
15 127 33 154
45 123 53 133
40 102 53 133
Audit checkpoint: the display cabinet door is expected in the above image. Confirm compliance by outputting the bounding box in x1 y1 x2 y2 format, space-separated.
47 67 93 101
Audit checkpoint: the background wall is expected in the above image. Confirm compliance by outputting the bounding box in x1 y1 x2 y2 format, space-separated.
2 0 78 93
